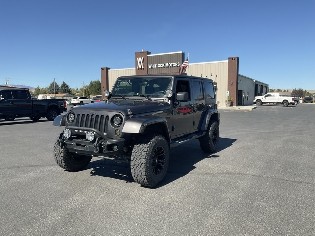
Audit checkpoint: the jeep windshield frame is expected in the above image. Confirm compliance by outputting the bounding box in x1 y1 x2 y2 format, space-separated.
111 76 173 99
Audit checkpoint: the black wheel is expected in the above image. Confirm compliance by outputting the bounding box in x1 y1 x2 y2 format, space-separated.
199 121 220 153
30 115 41 122
46 108 59 121
131 135 170 188
283 100 289 107
256 100 262 106
54 140 92 171
4 115 15 121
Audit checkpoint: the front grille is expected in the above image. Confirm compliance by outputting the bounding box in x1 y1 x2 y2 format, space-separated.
75 113 109 133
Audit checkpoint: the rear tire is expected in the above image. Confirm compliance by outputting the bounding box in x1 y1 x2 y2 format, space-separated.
283 100 289 107
199 121 220 153
46 108 59 121
54 140 92 171
131 135 169 188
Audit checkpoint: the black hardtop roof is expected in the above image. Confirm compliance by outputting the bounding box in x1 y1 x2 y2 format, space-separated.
118 74 213 82
0 86 29 91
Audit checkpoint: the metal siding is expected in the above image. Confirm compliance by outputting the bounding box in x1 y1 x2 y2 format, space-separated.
238 75 255 105
108 69 135 92
187 61 228 107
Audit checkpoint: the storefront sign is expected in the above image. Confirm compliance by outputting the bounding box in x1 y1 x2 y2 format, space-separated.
148 62 180 69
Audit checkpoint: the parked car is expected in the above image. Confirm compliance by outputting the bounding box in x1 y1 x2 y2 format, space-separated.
53 75 220 188
70 96 93 106
303 96 313 103
0 87 66 121
254 93 298 106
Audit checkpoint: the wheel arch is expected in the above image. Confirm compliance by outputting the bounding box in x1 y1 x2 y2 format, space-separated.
122 117 170 143
199 110 220 131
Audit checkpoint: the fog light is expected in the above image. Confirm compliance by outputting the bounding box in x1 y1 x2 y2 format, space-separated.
86 131 95 141
63 129 71 139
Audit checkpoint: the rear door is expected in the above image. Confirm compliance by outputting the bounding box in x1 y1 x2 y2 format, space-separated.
10 90 32 116
191 79 206 132
170 78 195 138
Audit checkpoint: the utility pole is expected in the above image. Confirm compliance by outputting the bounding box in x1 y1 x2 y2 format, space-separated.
53 78 56 95
82 81 85 96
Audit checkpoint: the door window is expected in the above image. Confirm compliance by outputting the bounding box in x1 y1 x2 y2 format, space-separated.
11 90 29 99
0 90 13 100
191 81 204 101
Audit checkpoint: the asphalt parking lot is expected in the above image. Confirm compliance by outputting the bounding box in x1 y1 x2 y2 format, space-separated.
0 104 314 236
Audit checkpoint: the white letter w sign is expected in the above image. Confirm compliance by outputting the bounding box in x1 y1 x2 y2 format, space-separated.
137 57 144 69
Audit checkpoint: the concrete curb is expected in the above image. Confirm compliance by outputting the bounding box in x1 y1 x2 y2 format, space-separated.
219 105 256 111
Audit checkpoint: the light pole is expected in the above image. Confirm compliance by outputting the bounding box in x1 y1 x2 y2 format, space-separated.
53 78 56 96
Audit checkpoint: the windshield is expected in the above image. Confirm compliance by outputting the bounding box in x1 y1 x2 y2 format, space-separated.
111 77 172 98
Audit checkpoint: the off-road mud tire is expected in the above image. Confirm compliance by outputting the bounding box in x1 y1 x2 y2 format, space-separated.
199 121 219 153
54 140 92 171
131 135 170 188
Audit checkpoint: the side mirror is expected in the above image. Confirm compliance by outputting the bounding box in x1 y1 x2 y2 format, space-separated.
176 92 189 101
104 90 111 99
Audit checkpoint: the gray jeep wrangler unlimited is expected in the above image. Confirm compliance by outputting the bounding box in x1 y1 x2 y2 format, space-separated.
53 75 220 188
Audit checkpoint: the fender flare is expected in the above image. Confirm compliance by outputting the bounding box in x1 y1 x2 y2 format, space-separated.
122 117 168 134
199 110 220 131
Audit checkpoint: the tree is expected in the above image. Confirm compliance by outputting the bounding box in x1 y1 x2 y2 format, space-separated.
291 88 306 97
87 80 101 95
34 86 41 96
59 81 71 94
33 86 48 96
48 81 60 94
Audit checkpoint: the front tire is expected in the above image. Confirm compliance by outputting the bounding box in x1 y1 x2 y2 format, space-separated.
283 100 289 107
256 100 262 106
131 135 170 188
199 121 219 153
54 141 92 171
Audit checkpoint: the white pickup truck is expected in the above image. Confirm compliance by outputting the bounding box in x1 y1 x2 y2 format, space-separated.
254 93 298 106
70 96 93 106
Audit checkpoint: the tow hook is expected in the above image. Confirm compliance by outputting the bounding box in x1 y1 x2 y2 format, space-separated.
93 138 102 153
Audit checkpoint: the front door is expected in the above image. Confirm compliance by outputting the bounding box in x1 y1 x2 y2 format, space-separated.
170 79 195 138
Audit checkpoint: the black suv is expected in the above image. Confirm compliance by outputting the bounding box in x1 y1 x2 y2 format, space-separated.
53 75 220 187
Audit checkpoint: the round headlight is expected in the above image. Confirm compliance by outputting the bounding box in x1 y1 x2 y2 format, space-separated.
111 114 123 127
67 112 75 123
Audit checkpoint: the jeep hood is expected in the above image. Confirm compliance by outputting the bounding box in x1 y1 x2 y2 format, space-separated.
72 99 170 115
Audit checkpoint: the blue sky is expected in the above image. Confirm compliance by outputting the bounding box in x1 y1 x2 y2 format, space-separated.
0 0 314 90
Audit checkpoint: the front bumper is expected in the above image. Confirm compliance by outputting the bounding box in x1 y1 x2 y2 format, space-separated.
58 127 126 156
62 137 125 156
